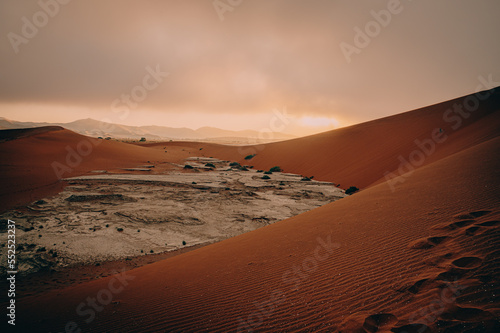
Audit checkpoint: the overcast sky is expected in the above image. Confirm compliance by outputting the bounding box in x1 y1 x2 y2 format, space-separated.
1 0 499 135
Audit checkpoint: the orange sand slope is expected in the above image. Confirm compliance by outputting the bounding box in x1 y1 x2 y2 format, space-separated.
159 88 500 189
14 90 500 332
0 128 203 212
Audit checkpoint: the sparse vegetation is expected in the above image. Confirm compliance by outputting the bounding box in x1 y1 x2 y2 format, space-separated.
116 227 124 232
269 166 282 173
345 186 359 195
182 240 187 245
301 177 311 181
184 164 194 169
205 163 216 168
262 175 271 180
140 137 146 142
229 162 241 167
257 170 264 173
264 171 272 175
245 154 256 160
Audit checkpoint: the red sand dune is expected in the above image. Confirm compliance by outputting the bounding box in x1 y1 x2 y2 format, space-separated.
4 89 500 332
0 128 201 212
155 89 500 190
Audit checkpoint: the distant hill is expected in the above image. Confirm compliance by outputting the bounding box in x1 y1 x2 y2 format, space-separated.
0 117 296 141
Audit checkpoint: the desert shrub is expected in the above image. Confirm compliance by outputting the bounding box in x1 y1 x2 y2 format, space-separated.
116 227 124 232
245 154 256 160
140 137 146 142
229 162 241 167
262 175 271 180
301 177 311 181
184 164 194 169
345 186 359 195
264 171 272 175
150 249 154 253
256 170 264 173
269 166 282 172
182 240 187 245
205 163 216 168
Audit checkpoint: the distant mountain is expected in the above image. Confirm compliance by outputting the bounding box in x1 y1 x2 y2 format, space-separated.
0 117 295 141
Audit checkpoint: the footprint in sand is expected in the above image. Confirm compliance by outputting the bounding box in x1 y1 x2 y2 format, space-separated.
475 220 500 227
463 221 498 236
439 305 495 322
453 210 492 220
451 256 482 269
362 313 398 333
408 236 449 249
464 226 482 235
405 278 431 294
431 219 475 231
391 323 432 333
435 256 483 281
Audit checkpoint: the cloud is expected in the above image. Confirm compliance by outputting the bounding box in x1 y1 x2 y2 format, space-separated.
1 0 499 129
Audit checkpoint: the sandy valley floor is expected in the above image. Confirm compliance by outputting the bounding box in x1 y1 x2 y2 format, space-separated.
0 157 345 276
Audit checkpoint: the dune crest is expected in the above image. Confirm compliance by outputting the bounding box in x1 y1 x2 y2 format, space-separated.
4 89 498 332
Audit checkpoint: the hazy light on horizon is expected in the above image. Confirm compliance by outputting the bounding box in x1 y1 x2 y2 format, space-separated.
1 0 499 135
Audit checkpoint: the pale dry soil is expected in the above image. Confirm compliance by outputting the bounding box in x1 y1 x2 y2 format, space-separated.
0 157 345 276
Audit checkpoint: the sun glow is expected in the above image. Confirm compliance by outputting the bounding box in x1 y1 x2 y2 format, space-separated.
299 116 340 128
